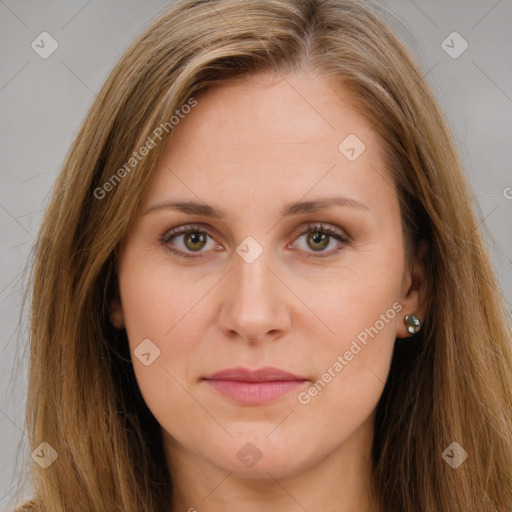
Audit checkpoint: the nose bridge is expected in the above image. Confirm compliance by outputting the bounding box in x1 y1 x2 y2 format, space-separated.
235 248 272 303
218 244 289 341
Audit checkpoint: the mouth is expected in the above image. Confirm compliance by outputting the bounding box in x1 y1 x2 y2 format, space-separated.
201 366 308 405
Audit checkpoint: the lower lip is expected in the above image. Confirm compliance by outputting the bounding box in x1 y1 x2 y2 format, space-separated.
203 379 306 405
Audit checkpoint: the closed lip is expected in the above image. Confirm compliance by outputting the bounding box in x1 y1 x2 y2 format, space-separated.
202 366 307 382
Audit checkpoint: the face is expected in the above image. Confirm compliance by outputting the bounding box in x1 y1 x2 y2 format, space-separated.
111 70 425 480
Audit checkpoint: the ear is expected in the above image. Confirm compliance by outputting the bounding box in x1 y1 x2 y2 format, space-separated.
396 240 429 339
109 297 125 329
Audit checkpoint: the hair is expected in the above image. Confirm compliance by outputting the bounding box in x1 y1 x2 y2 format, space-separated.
8 0 512 510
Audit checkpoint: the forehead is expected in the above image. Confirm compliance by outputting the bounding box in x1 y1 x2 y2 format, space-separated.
166 71 373 163
143 70 395 217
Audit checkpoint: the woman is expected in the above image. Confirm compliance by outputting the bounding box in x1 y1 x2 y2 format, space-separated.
11 0 512 510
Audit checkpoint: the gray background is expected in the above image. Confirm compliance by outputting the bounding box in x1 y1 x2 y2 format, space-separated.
1 0 511 508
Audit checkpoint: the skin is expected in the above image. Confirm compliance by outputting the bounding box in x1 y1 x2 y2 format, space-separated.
110 69 427 512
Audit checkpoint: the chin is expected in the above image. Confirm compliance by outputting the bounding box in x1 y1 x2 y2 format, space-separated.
205 432 315 479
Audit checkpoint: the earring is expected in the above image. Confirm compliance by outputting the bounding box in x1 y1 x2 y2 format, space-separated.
404 314 422 335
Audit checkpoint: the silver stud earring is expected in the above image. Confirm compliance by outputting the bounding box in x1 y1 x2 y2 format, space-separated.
404 314 422 335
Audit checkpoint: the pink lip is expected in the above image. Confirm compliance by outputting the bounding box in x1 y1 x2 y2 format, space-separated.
202 366 308 405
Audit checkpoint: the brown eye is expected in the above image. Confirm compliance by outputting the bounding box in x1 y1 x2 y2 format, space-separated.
306 231 330 251
183 232 207 251
293 223 349 258
160 224 219 258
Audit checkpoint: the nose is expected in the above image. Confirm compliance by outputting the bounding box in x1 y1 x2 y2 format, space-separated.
217 249 291 344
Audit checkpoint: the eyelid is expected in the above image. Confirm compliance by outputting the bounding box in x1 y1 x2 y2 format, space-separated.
160 222 215 242
159 221 349 258
295 222 350 243
290 222 349 258
159 223 221 259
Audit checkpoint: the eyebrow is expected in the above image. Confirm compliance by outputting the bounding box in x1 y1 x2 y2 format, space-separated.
143 195 369 218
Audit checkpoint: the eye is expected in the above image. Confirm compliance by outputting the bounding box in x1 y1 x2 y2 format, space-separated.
159 222 349 259
159 224 220 258
292 223 348 257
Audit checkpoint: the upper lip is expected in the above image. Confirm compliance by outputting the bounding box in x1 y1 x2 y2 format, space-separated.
203 366 307 382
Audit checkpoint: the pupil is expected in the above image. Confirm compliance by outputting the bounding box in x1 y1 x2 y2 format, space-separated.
186 232 205 250
309 231 328 251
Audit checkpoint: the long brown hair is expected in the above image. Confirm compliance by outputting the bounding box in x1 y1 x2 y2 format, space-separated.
10 0 512 510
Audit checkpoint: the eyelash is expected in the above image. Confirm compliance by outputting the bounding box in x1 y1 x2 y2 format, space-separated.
159 222 349 259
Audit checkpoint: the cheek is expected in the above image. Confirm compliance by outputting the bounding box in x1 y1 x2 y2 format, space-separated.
292 246 403 415
116 248 214 415
117 247 198 346
295 242 404 350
